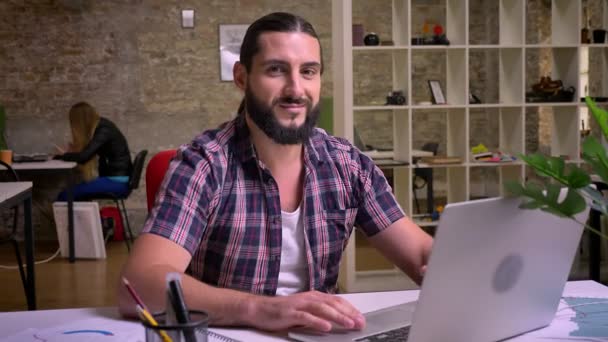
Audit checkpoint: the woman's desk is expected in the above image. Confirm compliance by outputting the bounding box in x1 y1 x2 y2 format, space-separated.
0 182 35 310
1 160 78 263
1 281 607 340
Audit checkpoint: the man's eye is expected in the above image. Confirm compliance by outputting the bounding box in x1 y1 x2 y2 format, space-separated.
268 65 285 74
302 68 319 79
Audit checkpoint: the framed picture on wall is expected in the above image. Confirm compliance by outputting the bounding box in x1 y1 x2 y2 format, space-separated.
428 80 446 104
219 24 249 81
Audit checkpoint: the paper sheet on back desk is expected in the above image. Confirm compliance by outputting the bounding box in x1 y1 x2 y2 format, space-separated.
0 318 144 342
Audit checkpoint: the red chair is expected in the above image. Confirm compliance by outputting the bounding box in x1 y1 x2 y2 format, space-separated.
145 149 177 211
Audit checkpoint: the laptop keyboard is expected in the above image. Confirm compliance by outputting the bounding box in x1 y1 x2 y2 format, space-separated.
355 325 410 341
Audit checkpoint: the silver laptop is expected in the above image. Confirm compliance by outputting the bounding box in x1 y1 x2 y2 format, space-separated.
289 194 590 342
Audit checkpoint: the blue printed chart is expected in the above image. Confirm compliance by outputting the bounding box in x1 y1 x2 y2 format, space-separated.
562 297 608 338
0 318 144 342
523 297 608 341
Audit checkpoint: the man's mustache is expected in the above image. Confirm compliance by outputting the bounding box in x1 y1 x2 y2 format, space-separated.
274 97 311 106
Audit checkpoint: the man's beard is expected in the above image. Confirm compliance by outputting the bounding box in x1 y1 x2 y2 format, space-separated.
245 87 320 145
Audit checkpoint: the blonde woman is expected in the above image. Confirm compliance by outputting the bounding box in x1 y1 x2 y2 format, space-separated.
55 102 132 201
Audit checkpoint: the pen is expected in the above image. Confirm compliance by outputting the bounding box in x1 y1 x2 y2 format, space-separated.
166 273 196 342
136 304 173 342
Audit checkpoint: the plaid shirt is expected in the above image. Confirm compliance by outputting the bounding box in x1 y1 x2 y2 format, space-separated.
143 117 404 295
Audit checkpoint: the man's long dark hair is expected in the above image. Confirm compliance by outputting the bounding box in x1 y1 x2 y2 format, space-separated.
237 12 323 115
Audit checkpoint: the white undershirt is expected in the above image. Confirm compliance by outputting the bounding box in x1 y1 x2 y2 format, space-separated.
276 205 309 296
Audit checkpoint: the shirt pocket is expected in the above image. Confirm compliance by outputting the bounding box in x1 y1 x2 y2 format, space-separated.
321 207 358 252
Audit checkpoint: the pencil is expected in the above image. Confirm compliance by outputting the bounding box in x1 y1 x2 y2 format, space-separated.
136 304 173 342
53 143 65 154
122 277 148 310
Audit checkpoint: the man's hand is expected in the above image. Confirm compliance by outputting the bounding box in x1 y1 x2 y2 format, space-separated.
244 290 366 332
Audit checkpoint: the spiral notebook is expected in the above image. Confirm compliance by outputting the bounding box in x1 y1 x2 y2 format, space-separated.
206 330 241 342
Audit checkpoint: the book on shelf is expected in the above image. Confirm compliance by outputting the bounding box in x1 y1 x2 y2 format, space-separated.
420 156 462 165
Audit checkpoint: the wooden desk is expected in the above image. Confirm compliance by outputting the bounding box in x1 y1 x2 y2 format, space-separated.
0 182 35 310
1 281 607 340
1 161 78 263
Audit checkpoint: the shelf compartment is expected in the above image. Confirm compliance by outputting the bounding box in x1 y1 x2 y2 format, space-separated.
393 108 411 163
447 108 468 160
586 47 608 99
469 0 499 46
447 0 467 45
392 0 409 46
500 48 524 104
470 167 501 198
552 0 580 46
446 48 467 105
353 49 409 107
354 109 395 151
469 49 499 105
447 166 469 203
524 47 579 105
552 106 581 160
499 0 525 45
500 107 525 157
469 164 524 198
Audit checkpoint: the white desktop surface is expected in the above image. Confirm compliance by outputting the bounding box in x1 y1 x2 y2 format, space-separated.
0 182 33 203
5 160 77 170
1 281 607 341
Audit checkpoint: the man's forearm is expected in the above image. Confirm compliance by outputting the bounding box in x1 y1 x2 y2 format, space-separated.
118 264 257 326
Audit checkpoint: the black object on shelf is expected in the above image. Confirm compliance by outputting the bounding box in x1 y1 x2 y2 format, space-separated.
364 33 380 46
385 91 406 105
581 97 608 102
526 86 576 103
593 29 607 44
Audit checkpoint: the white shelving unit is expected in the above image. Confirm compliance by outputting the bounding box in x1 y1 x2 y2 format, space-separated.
332 0 589 292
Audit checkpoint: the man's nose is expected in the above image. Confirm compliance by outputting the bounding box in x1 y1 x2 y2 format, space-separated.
283 71 304 98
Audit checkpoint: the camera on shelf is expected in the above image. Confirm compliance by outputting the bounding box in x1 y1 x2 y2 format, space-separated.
386 90 407 105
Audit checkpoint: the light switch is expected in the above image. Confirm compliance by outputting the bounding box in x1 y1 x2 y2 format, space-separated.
181 9 194 28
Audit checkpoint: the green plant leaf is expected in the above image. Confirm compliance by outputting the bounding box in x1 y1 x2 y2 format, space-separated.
504 181 587 218
518 153 590 189
582 136 608 185
564 165 591 188
586 96 608 141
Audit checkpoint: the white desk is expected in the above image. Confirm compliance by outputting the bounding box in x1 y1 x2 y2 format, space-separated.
8 160 77 171
1 281 607 341
0 182 35 310
1 160 79 262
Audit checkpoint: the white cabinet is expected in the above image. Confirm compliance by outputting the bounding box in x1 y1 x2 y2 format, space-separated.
332 0 587 292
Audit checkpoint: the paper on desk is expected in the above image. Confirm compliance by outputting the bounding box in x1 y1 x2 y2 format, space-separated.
0 318 144 342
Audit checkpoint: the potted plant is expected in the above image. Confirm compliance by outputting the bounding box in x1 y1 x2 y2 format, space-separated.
505 96 608 240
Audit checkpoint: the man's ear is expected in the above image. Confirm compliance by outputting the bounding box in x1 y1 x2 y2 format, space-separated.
233 62 247 91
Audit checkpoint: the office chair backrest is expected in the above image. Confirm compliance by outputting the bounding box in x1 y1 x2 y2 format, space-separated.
128 150 148 192
0 160 19 182
146 149 177 211
421 142 439 156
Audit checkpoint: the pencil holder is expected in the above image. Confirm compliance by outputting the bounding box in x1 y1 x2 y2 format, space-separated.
143 310 209 342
